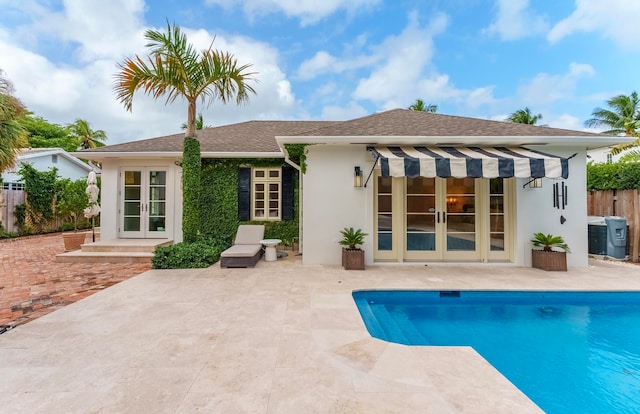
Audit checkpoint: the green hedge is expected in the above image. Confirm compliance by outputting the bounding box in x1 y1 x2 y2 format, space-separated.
587 162 640 190
182 136 201 243
152 239 228 269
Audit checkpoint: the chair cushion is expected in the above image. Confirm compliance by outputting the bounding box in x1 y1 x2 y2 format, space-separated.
234 225 265 245
220 244 262 258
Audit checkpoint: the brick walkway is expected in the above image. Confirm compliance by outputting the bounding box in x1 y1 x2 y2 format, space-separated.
0 233 150 330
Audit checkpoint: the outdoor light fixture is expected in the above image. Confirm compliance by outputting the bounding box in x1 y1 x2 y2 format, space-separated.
354 166 363 187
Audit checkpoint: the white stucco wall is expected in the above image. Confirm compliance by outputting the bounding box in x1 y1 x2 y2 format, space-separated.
302 145 375 265
99 159 183 242
302 144 590 268
515 147 588 268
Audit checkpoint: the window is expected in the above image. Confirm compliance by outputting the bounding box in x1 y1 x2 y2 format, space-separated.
607 153 613 164
252 168 281 220
2 182 25 190
52 154 58 164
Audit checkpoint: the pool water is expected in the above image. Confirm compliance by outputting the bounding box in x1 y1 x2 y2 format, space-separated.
353 290 640 414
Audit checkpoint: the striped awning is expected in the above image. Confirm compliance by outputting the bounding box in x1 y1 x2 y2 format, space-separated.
370 146 571 179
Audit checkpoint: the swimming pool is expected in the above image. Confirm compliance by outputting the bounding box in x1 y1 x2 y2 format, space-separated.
353 290 640 414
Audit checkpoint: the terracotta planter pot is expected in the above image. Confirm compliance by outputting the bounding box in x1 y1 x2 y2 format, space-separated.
342 248 365 270
63 232 87 252
532 250 567 271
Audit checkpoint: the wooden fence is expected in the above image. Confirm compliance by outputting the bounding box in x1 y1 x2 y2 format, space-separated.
587 190 640 262
0 189 25 234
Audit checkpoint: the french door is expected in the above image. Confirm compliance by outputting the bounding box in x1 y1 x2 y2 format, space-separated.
374 174 511 262
120 168 169 238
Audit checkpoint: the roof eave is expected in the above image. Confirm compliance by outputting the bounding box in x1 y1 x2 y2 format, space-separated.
275 135 635 150
74 151 284 160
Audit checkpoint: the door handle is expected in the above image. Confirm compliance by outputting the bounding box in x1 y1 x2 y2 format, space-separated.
443 212 446 223
437 212 440 223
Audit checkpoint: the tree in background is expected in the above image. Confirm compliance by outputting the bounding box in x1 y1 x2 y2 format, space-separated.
20 115 77 152
114 22 257 242
68 118 107 149
506 107 543 125
181 113 211 131
0 70 27 171
585 92 640 154
408 99 437 113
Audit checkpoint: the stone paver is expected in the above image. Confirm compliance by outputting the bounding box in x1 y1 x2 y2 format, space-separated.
0 233 150 329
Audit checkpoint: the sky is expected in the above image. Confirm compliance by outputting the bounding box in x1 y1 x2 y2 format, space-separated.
1 0 639 145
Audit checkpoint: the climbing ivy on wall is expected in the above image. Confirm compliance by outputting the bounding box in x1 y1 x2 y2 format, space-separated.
200 158 299 243
18 163 59 222
182 137 201 243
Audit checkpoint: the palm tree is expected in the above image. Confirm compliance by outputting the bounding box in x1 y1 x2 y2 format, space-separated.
585 92 640 154
0 70 28 171
113 22 257 242
408 99 437 113
114 22 257 138
180 113 211 131
507 107 543 125
67 118 107 149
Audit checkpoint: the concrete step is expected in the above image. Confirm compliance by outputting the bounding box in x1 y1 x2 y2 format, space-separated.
55 251 154 264
80 239 173 253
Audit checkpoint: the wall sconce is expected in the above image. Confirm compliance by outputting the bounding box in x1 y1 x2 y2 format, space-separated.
529 178 542 188
446 196 457 206
354 166 363 188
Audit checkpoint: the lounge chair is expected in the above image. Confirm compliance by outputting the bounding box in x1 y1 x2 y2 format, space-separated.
220 225 265 268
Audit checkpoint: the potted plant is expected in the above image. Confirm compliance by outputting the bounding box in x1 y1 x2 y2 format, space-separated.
339 227 367 270
531 232 570 271
57 178 90 251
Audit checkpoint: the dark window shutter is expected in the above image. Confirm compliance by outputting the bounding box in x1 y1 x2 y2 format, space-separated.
281 165 295 220
238 167 251 221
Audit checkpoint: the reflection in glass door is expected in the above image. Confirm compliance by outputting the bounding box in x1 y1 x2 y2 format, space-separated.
404 177 439 260
121 169 168 238
444 177 478 260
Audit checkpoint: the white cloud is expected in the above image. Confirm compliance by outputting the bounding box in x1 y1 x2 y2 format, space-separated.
0 3 300 144
548 0 640 49
205 0 381 25
483 0 549 41
516 63 595 106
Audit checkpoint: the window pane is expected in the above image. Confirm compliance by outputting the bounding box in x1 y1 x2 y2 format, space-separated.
149 187 166 201
378 176 392 193
255 192 264 200
124 217 140 231
269 201 278 209
490 215 504 232
407 233 436 251
407 177 435 194
124 202 140 215
149 202 166 216
407 214 435 231
407 195 435 213
447 215 475 232
254 209 264 218
490 233 505 251
254 170 265 178
490 178 504 194
149 171 166 185
447 234 476 250
124 187 140 200
255 183 264 191
256 201 264 208
269 209 278 217
378 232 392 251
269 170 279 178
378 194 392 212
269 183 278 191
149 217 166 232
490 196 504 213
125 171 141 185
378 214 392 231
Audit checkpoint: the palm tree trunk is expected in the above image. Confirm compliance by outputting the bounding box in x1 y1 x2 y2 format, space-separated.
186 98 197 138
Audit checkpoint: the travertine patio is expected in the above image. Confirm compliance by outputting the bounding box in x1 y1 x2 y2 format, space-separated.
1 256 639 413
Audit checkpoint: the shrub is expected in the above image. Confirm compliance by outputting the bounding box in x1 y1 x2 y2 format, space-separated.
587 161 640 190
152 239 229 269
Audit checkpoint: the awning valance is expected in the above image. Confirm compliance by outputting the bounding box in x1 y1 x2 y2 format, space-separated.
370 146 571 179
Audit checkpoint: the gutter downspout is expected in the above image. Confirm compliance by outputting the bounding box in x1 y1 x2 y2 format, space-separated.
282 146 303 257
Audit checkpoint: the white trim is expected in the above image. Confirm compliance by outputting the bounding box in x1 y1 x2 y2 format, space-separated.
276 135 635 150
75 151 284 160
18 148 97 173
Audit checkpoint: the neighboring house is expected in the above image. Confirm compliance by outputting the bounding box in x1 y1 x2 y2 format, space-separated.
1 148 98 189
78 109 632 268
1 148 98 232
587 146 630 164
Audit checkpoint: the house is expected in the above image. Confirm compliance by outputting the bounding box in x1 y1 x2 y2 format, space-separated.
1 148 98 233
78 109 632 268
2 148 98 190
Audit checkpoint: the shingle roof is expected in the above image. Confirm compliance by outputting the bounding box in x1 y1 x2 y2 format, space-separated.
82 109 606 156
85 120 337 153
298 109 604 137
